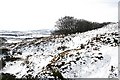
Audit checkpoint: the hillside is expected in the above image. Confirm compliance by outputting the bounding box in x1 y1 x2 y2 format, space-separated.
0 23 119 79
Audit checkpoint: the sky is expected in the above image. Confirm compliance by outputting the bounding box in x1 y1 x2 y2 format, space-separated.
0 0 119 31
118 1 120 22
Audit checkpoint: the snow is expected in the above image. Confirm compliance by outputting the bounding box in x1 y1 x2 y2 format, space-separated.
0 23 119 78
88 46 118 78
7 39 22 43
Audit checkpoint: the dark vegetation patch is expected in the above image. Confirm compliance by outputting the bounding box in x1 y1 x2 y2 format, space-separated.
1 73 40 80
80 44 85 49
3 56 22 62
1 72 67 80
91 33 119 46
0 48 10 55
108 66 118 78
12 51 22 55
0 58 6 69
95 56 103 60
1 73 16 80
0 37 7 46
51 69 66 80
52 16 111 35
0 55 22 69
57 46 67 51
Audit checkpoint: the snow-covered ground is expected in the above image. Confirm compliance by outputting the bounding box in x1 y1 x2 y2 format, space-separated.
0 23 119 79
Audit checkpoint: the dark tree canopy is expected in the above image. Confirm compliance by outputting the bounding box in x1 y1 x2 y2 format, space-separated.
52 16 111 35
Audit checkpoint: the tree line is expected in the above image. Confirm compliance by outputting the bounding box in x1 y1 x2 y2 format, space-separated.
52 16 111 35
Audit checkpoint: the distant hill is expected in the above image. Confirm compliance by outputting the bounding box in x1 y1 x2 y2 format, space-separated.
0 29 52 38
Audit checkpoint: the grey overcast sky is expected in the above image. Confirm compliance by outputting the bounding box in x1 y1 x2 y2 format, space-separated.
0 0 119 31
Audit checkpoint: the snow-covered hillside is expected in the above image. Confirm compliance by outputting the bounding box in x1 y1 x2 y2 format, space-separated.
0 29 51 39
0 23 119 79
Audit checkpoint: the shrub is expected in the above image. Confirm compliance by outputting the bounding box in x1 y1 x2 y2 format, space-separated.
57 46 67 50
0 58 6 69
1 73 16 80
0 48 10 55
3 56 21 62
52 69 66 80
52 16 111 35
0 38 7 43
